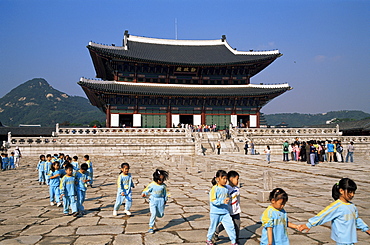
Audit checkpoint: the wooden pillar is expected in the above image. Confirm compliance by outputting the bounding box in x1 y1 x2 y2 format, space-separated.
166 108 171 128
106 104 111 128
257 111 260 128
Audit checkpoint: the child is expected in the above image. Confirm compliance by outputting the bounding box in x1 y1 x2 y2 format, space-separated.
45 154 53 185
75 163 91 215
300 178 370 244
48 161 62 207
260 188 299 245
2 153 9 170
214 171 241 244
264 146 271 164
9 152 15 169
84 155 93 187
113 163 135 216
141 169 169 234
71 156 79 172
36 155 46 185
206 170 236 245
60 164 78 216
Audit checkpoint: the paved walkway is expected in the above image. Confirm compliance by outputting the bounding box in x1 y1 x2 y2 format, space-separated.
1 153 369 244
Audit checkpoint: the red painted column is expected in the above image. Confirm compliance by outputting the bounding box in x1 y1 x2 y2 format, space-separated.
106 104 111 128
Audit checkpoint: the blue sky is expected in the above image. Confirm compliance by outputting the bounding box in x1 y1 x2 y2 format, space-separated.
0 0 369 114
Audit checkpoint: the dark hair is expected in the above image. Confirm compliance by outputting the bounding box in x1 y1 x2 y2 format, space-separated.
40 154 45 160
266 145 270 150
211 170 228 185
84 155 89 160
227 170 239 180
153 169 169 182
269 188 288 203
332 178 357 200
119 163 130 174
64 163 73 171
73 156 78 161
80 163 88 171
51 161 59 172
46 154 52 158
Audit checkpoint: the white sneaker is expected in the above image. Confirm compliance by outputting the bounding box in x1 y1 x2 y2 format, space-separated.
57 202 62 207
50 202 55 206
123 210 131 216
113 210 118 216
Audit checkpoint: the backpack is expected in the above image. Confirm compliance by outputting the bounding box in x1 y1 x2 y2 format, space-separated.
283 146 288 152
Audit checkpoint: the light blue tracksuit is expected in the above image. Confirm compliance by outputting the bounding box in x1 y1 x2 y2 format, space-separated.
75 170 91 212
48 170 61 203
207 185 236 244
36 160 46 183
114 173 134 211
142 181 167 228
60 174 77 214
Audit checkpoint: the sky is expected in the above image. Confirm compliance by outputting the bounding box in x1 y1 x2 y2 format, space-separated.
0 0 369 115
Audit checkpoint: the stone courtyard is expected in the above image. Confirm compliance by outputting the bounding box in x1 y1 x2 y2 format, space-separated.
1 153 369 245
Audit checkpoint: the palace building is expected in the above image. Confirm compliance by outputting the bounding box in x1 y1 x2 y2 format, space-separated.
78 31 291 129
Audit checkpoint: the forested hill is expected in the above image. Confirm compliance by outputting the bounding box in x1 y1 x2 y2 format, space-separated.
0 78 105 127
264 111 370 127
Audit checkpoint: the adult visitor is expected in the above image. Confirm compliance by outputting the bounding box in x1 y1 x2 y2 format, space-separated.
244 141 249 155
326 140 334 162
345 141 355 163
14 146 22 168
250 141 255 155
282 140 289 161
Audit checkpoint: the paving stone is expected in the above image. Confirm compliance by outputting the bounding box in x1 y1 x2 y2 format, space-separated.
0 235 42 245
113 234 143 245
76 225 124 235
45 226 77 236
125 223 151 234
36 236 78 245
176 230 207 242
20 224 58 236
70 217 100 226
74 235 113 245
144 231 183 245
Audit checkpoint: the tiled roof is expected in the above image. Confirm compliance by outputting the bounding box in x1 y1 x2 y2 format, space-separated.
88 34 281 66
0 127 54 137
78 78 291 97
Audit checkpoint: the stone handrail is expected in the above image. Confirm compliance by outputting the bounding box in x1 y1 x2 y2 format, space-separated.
56 127 190 136
234 127 341 136
9 136 194 146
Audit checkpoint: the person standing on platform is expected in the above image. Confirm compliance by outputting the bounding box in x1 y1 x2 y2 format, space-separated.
14 146 21 168
264 146 271 164
345 141 355 162
216 141 221 155
250 141 255 155
326 140 335 162
244 141 249 155
282 140 289 161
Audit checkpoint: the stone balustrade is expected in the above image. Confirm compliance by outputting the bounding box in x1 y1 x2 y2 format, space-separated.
233 127 341 137
56 127 190 136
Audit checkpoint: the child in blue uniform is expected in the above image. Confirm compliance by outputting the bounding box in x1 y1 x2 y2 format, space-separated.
260 188 299 245
60 164 78 216
48 161 62 207
36 155 46 185
2 153 9 170
214 170 241 244
206 170 236 245
142 169 169 234
45 154 53 185
9 152 15 169
75 163 91 216
300 178 370 244
71 156 79 173
113 163 135 216
84 155 93 187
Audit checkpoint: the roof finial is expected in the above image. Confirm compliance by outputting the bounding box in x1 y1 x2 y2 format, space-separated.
221 35 226 42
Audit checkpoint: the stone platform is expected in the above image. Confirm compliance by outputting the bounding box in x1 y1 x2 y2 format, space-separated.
1 153 369 244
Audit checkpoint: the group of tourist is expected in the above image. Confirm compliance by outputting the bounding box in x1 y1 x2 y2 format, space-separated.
1 146 21 171
36 153 93 217
281 138 355 166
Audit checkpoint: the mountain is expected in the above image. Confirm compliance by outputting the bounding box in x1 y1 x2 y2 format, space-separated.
264 111 370 127
0 78 105 127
